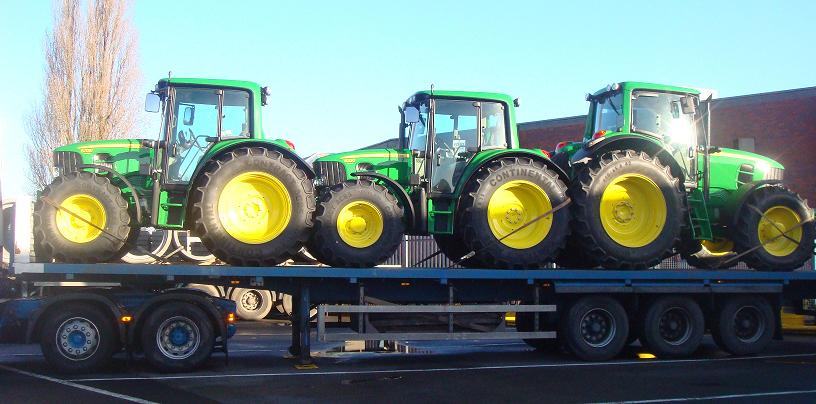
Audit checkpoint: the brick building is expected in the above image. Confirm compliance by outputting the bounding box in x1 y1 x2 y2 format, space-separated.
518 86 816 204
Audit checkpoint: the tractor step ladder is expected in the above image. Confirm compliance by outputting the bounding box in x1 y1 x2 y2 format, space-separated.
687 188 713 240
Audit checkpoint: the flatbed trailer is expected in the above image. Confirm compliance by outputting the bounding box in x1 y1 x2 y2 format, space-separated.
4 261 816 373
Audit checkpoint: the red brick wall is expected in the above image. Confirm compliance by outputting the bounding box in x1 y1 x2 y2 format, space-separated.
518 87 816 204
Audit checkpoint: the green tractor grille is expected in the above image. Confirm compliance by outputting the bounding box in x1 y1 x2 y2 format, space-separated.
314 161 347 187
53 151 82 176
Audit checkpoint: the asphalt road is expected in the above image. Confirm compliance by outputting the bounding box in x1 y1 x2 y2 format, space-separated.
3 320 816 403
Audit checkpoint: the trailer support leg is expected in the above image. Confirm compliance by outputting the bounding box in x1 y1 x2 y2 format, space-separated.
288 284 313 365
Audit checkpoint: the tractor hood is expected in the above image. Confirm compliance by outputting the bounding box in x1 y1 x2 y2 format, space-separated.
710 147 783 171
316 148 409 166
54 139 146 156
707 147 784 189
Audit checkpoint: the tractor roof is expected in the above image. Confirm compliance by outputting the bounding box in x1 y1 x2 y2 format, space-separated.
593 82 702 97
413 90 515 106
158 77 262 91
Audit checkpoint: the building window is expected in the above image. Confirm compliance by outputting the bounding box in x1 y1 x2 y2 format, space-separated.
734 137 755 152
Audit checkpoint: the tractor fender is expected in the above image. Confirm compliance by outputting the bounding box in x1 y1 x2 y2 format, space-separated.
27 291 126 345
455 151 570 199
192 140 315 182
570 136 686 182
350 172 415 226
721 180 783 229
127 289 228 349
76 164 143 224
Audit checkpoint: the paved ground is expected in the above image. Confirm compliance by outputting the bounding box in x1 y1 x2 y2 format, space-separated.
3 320 816 403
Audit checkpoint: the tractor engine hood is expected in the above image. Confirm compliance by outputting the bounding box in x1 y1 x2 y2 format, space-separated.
54 139 147 156
709 147 784 183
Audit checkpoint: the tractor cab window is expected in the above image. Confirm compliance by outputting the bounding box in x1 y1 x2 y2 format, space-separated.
631 91 699 179
221 90 251 138
593 92 624 134
481 102 508 149
166 88 219 183
430 99 479 193
407 102 429 152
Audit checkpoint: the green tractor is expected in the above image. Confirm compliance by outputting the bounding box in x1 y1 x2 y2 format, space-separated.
552 81 814 270
309 90 571 268
33 78 315 265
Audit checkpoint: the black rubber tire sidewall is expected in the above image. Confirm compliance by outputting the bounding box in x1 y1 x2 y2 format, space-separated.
560 296 629 361
230 288 274 321
711 296 774 356
189 147 314 266
33 172 132 263
571 150 684 269
39 303 118 373
141 302 214 372
458 157 570 269
733 186 815 271
639 296 704 358
309 180 404 267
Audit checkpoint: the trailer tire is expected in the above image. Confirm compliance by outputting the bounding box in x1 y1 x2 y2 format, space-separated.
230 288 274 320
189 147 314 266
457 157 570 268
141 302 214 372
309 180 404 267
711 296 774 356
570 150 684 269
40 303 118 373
561 296 628 361
732 186 815 271
639 296 704 358
33 172 134 263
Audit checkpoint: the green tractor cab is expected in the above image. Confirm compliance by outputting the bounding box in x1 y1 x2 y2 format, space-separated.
553 81 814 270
35 77 315 265
309 90 571 268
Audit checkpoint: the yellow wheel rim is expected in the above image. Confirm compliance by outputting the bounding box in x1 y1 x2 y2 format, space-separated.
757 206 802 257
217 172 292 244
487 180 552 249
336 200 384 248
600 174 666 248
55 194 106 244
702 239 734 256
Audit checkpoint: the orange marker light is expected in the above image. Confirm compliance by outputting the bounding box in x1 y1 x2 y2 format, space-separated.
540 149 552 158
555 141 569 152
120 315 133 323
592 130 607 140
285 139 296 150
227 312 236 323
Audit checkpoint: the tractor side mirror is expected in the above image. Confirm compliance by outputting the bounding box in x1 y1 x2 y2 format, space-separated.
404 107 420 123
145 93 160 113
183 106 195 125
680 95 698 115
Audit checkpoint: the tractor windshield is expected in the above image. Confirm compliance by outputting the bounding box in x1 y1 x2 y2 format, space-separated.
593 92 623 134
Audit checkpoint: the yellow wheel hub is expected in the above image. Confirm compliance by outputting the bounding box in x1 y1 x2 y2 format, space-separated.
55 194 106 244
600 174 666 248
758 206 802 257
702 239 734 256
487 180 552 249
336 200 383 248
218 172 292 244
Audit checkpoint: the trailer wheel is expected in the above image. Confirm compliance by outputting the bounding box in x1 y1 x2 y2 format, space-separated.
141 302 214 372
561 296 628 361
711 296 774 356
639 296 704 358
40 303 118 373
230 288 274 320
309 180 404 267
189 147 314 266
33 172 134 263
570 150 684 269
457 157 570 268
732 186 815 271
516 311 559 351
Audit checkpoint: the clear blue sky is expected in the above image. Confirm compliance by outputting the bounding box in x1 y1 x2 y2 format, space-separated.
1 0 814 196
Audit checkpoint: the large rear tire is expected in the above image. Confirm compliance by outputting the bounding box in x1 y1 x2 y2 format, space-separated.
456 157 570 269
570 150 684 269
33 172 134 263
309 180 404 267
732 186 814 271
40 303 118 373
141 302 214 372
711 296 774 355
560 295 629 361
639 296 704 358
188 147 314 266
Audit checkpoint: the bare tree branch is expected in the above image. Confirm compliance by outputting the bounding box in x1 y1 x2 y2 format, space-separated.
26 0 140 190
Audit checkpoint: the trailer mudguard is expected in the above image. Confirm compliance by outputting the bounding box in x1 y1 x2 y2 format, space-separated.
26 292 126 345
